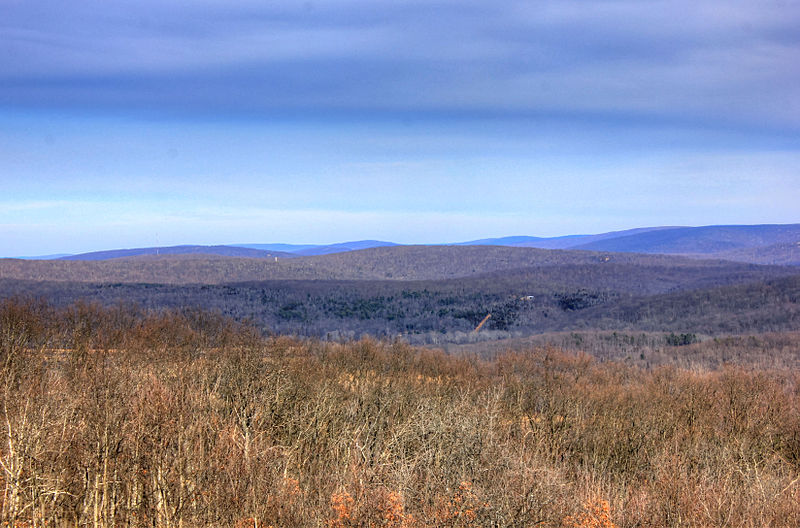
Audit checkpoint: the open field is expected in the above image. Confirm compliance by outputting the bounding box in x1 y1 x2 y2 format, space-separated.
3 299 800 527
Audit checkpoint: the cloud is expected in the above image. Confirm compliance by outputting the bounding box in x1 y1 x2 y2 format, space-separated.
1 0 799 132
0 199 74 213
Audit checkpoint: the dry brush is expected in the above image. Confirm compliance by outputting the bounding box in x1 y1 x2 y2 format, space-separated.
1 299 799 527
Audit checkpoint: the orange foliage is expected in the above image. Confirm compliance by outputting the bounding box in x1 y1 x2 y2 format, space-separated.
283 477 302 503
435 481 487 527
327 491 355 528
380 490 406 528
234 517 260 528
564 499 617 528
325 487 417 528
376 488 418 528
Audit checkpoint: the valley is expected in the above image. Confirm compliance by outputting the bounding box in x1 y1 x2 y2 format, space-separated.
1 242 798 344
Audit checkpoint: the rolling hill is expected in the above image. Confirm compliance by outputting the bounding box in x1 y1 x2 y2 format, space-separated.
456 224 800 263
1 261 797 341
570 224 800 254
1 242 798 343
709 242 800 267
460 227 678 250
3 245 794 285
60 245 295 261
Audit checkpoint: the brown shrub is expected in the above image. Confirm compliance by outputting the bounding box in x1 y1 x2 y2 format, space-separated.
2 300 800 526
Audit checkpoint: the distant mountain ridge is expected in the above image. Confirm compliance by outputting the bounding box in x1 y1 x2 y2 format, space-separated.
570 224 800 254
231 243 318 253
16 253 74 260
18 224 800 265
55 241 400 261
519 226 684 249
459 227 680 250
291 240 399 256
59 245 295 261
241 224 800 263
455 236 545 246
457 224 800 264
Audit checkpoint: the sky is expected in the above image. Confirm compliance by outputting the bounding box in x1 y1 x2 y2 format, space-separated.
1 0 799 257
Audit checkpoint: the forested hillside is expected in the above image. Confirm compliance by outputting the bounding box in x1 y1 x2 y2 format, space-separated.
2 268 797 342
1 245 793 284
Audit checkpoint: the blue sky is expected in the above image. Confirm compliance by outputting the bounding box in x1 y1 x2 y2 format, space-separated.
1 0 799 256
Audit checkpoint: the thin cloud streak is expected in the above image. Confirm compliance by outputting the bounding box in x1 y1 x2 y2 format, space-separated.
2 0 799 131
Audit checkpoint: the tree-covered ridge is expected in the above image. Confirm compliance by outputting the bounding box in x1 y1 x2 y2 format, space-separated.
3 245 794 284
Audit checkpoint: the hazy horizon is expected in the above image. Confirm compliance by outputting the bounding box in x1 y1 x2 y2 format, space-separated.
9 222 800 259
2 1 799 257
